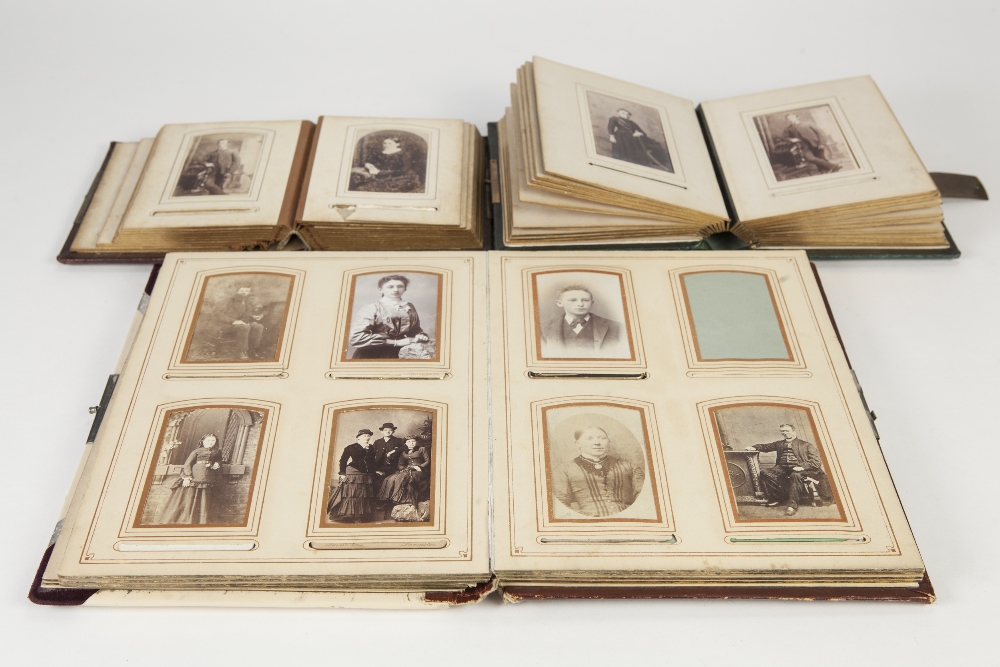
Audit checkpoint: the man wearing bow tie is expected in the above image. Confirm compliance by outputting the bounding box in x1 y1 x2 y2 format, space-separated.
540 285 623 358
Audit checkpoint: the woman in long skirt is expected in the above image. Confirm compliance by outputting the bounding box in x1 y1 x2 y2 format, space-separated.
378 435 430 509
327 429 378 522
158 433 223 524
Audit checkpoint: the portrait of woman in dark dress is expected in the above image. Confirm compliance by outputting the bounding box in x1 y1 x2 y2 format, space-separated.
377 435 430 509
327 428 378 522
157 433 223 525
348 130 427 194
348 274 430 359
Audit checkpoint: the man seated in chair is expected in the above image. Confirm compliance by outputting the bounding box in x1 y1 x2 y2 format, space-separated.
746 424 832 515
220 285 264 360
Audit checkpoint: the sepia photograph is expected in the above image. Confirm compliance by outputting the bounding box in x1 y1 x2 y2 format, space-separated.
753 104 859 182
171 132 265 197
342 271 441 361
585 90 673 173
323 407 436 526
710 403 843 521
348 129 428 194
533 269 635 361
135 406 267 527
542 402 659 521
181 272 295 363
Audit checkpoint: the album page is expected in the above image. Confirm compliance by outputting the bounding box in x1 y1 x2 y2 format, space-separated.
116 121 312 232
700 76 940 223
69 142 141 252
490 250 924 585
529 57 728 221
47 251 489 589
297 117 471 227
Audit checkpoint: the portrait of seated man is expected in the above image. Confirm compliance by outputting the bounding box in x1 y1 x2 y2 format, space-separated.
218 285 265 360
754 106 859 182
173 135 257 197
552 426 645 518
746 423 834 516
182 272 294 364
540 284 627 359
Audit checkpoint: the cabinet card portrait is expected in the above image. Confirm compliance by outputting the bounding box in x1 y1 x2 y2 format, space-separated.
530 268 639 363
338 124 438 201
581 88 677 178
318 405 440 528
134 406 270 528
336 268 447 367
348 129 429 195
175 269 301 370
170 131 269 199
707 402 846 524
672 267 802 369
752 104 860 184
540 401 664 523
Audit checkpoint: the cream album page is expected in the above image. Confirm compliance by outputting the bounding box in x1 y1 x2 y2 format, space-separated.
700 76 939 221
491 250 924 583
47 251 489 587
298 117 470 226
117 121 310 230
529 57 728 219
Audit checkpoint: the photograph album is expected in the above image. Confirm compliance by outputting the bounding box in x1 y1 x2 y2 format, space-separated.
36 250 931 607
61 117 486 262
496 57 963 254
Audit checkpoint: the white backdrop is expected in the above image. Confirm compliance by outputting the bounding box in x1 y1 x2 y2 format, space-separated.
2 1 997 664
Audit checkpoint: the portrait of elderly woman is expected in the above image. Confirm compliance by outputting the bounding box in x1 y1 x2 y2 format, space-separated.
552 426 644 518
348 129 428 194
544 403 661 522
344 271 441 361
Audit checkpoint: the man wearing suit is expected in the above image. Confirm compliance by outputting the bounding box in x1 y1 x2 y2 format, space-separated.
218 286 264 360
201 138 243 194
372 422 406 519
540 285 625 358
746 424 833 515
782 113 840 174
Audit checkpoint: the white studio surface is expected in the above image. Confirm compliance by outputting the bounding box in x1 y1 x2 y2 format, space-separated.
1 1 997 664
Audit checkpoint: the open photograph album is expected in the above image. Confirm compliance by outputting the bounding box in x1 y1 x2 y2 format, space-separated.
39 250 930 608
498 57 950 253
62 117 485 261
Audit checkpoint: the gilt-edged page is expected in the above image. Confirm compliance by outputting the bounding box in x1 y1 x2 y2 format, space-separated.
530 57 728 221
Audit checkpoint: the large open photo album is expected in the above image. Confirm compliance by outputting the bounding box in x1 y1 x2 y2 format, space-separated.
37 250 931 607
